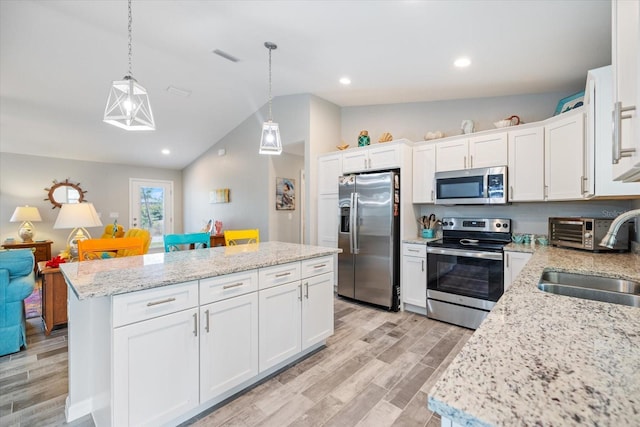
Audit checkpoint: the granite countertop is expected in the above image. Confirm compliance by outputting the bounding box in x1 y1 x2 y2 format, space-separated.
403 237 441 245
428 246 640 426
60 241 341 300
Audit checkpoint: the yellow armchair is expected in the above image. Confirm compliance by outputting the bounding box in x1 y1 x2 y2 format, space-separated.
124 228 151 254
101 223 124 239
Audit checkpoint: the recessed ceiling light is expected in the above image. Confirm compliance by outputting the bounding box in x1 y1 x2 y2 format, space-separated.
339 77 351 85
454 57 471 68
161 149 170 155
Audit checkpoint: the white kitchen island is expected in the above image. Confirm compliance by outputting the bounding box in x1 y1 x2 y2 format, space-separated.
60 242 340 427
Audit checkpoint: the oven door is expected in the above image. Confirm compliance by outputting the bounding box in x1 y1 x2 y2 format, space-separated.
426 247 504 309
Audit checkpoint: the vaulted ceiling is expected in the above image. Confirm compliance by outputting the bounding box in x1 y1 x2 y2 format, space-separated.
0 0 611 169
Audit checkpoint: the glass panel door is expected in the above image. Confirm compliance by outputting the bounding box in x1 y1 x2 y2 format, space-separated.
130 179 173 250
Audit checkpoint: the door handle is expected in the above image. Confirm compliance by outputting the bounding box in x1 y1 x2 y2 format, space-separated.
352 192 359 254
470 155 473 168
193 313 198 337
506 253 510 268
304 282 309 299
349 192 355 253
298 284 302 301
612 101 637 164
421 260 424 272
464 156 467 169
205 309 210 333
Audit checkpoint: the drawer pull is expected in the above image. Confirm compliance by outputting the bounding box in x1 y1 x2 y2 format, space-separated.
275 272 292 278
408 249 419 253
313 264 327 269
146 297 176 307
223 282 244 290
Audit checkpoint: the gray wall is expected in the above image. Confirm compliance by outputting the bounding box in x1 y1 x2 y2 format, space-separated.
0 153 182 255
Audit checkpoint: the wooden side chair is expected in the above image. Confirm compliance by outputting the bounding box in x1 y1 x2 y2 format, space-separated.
224 229 260 246
163 232 210 252
77 237 145 261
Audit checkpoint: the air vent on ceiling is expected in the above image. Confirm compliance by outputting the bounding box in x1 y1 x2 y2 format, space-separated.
213 49 240 63
166 86 192 97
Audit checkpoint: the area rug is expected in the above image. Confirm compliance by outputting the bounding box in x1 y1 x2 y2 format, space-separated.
24 279 42 319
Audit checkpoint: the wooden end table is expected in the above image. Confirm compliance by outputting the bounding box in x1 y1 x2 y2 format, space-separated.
2 240 53 274
37 261 68 335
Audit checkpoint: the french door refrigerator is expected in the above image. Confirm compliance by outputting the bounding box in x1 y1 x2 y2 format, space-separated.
338 170 400 311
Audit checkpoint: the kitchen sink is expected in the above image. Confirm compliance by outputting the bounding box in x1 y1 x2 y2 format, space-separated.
538 271 640 307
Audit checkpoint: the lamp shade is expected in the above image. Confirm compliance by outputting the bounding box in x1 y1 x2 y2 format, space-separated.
10 206 42 223
53 203 103 229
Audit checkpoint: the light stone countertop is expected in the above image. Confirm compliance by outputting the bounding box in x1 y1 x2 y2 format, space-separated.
403 237 441 245
60 241 341 300
428 246 640 426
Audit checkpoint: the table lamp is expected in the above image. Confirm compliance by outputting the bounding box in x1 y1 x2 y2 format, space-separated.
53 203 103 260
10 206 42 242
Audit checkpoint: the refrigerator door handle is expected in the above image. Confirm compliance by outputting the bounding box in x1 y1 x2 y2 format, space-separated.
352 192 359 254
349 192 355 253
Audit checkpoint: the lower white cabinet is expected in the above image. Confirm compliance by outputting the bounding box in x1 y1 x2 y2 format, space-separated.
402 243 427 313
113 308 200 427
259 271 334 372
504 251 532 291
200 292 259 402
317 193 338 248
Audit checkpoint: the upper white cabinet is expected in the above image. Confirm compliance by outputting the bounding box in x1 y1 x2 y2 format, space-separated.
544 110 586 200
342 142 402 173
436 133 507 172
412 143 436 203
612 0 640 182
318 153 342 195
508 127 545 201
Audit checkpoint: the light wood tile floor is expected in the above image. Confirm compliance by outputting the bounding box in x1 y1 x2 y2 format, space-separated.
0 297 472 427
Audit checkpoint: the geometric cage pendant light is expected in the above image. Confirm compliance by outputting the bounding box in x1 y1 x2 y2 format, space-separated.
259 41 282 155
104 0 155 131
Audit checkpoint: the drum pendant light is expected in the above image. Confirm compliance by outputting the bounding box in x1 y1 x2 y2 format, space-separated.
259 42 282 155
104 0 155 131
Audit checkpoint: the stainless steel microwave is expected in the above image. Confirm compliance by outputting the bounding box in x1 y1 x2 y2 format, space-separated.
434 166 508 205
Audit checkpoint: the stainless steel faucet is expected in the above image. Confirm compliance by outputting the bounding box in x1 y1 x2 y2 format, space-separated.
599 209 640 248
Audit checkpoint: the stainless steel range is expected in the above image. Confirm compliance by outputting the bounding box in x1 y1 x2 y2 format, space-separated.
426 217 511 329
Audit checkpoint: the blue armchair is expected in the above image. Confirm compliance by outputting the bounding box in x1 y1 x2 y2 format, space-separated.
0 249 35 356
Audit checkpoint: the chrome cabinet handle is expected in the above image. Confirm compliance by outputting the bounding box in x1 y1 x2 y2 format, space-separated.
581 176 589 195
470 155 473 168
509 186 513 200
464 156 467 169
430 189 434 202
421 260 424 272
506 253 510 268
193 313 198 337
408 248 419 253
364 158 367 169
275 272 291 278
612 101 637 164
223 282 244 289
298 284 302 301
304 282 309 299
205 309 210 333
146 297 176 307
544 185 548 199
313 264 327 269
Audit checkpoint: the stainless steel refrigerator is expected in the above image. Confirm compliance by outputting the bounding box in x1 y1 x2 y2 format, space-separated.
338 170 400 311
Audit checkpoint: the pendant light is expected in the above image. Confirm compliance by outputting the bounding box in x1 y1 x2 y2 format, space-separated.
259 42 282 155
104 0 155 131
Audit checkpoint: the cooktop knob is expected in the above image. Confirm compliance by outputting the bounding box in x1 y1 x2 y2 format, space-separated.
502 223 509 228
496 223 501 228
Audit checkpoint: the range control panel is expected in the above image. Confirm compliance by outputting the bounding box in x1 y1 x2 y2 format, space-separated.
441 217 511 233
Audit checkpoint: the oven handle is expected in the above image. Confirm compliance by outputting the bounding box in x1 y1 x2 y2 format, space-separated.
426 246 503 261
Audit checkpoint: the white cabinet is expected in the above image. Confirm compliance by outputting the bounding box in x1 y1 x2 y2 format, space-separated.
200 292 259 402
318 153 342 194
436 133 507 172
412 143 437 203
612 0 640 181
342 142 402 173
258 260 334 372
113 308 199 427
317 194 338 248
544 110 586 200
508 127 545 201
504 251 532 291
401 243 426 313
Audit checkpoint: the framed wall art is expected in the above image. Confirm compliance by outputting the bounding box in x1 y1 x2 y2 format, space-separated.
276 177 295 210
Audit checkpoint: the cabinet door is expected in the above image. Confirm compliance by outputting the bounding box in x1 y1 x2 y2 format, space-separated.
342 150 369 173
402 254 426 309
258 281 302 372
200 293 258 402
413 144 436 203
436 138 468 172
301 272 334 349
368 144 401 170
317 194 338 248
545 112 586 200
113 308 199 427
504 252 532 291
318 153 342 194
612 0 640 181
508 127 544 201
469 133 508 169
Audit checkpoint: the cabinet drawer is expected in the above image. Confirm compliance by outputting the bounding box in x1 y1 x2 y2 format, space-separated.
301 256 333 278
113 281 199 327
403 243 426 257
33 246 50 262
258 262 301 290
200 270 258 305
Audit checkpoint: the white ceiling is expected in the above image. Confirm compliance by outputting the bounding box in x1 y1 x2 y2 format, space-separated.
0 0 611 169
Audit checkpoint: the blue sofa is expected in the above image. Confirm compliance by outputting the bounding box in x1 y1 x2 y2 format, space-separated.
0 249 35 356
